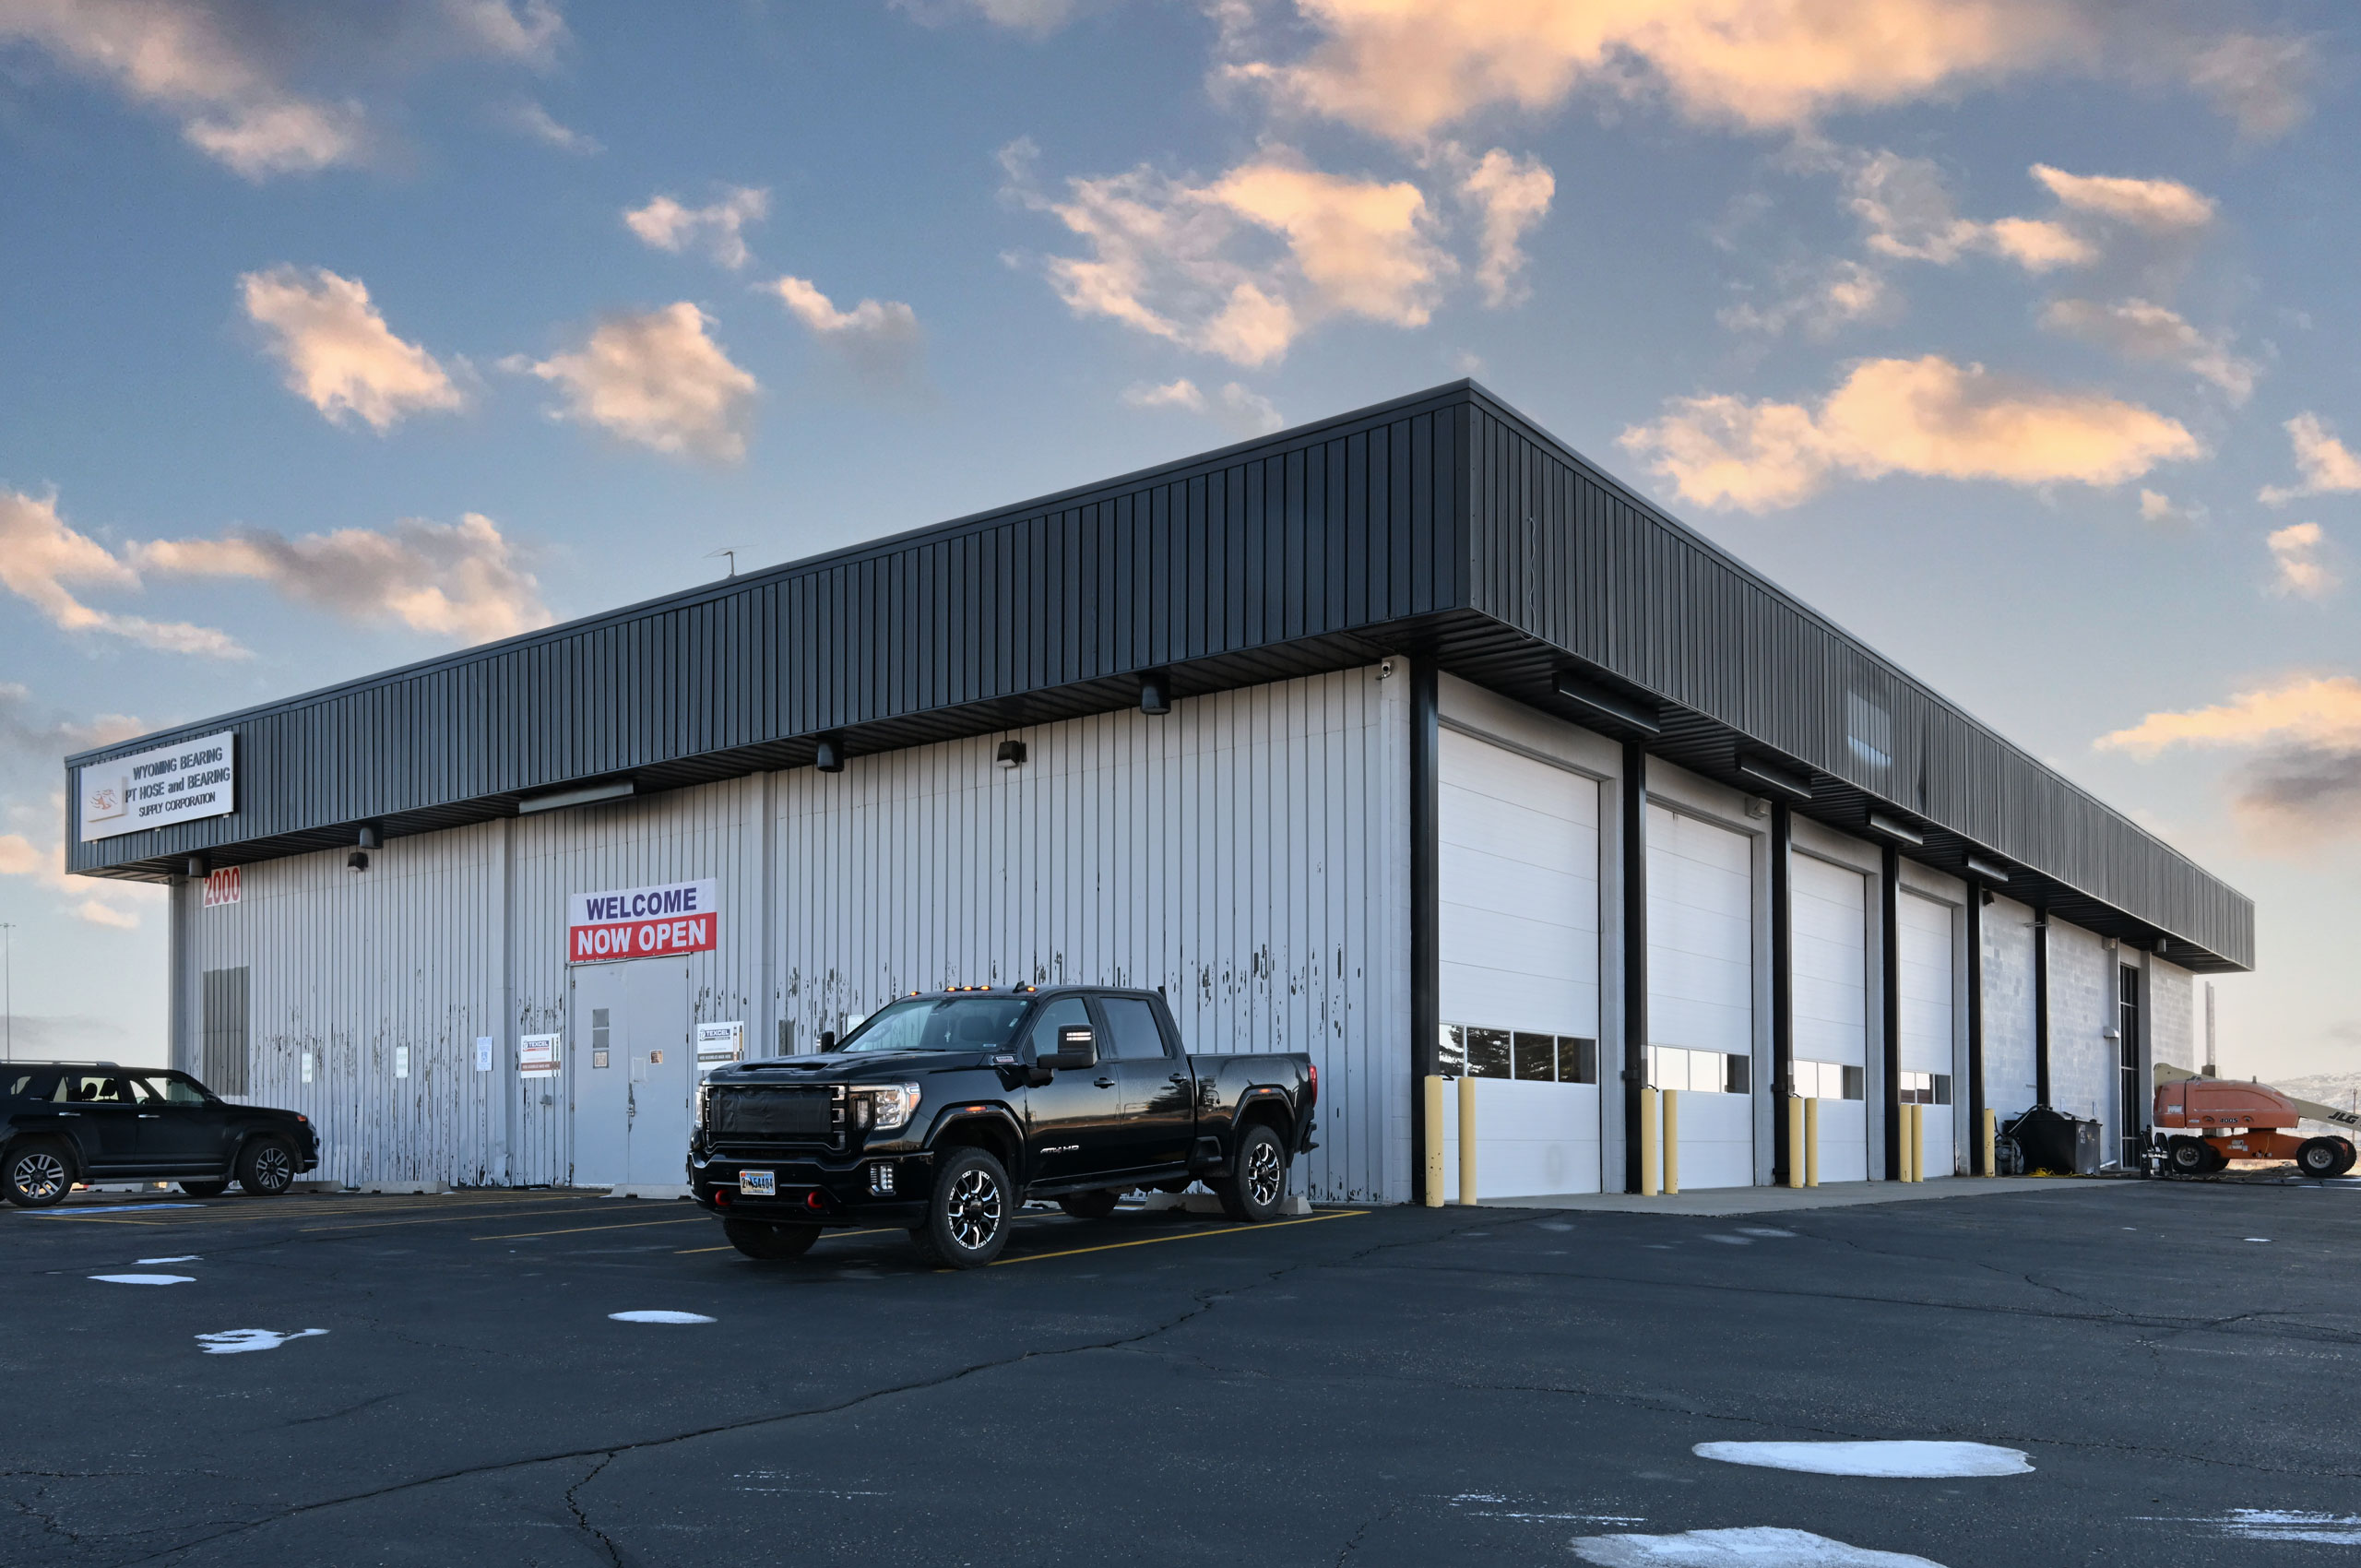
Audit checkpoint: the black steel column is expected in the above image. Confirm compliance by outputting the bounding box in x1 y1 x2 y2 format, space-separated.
2033 904 2052 1106
1409 658 1441 1205
1621 741 1649 1194
1770 802 1794 1184
1965 887 1986 1172
1880 842 1902 1181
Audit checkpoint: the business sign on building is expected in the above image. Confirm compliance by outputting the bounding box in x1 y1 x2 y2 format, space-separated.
567 879 719 963
202 866 242 907
78 731 236 842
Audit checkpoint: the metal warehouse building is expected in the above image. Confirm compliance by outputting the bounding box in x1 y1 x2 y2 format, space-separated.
67 382 2253 1204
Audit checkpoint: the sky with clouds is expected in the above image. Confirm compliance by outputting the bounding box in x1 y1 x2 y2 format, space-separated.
1 0 2354 1078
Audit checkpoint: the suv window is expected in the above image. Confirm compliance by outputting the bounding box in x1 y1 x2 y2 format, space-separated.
55 1075 150 1104
1099 997 1169 1061
142 1075 209 1106
5 1070 61 1101
1024 998 1092 1060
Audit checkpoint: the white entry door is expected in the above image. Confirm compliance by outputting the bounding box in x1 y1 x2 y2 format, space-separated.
570 956 690 1189
1436 728 1602 1198
1897 892 1957 1177
1790 853 1869 1182
1647 803 1755 1188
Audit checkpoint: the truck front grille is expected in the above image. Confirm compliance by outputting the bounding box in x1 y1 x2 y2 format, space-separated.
709 1086 840 1145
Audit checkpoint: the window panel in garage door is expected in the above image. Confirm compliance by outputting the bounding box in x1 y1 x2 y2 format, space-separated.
1791 852 1869 1182
1646 804 1755 1189
1437 729 1600 1199
1898 890 1957 1177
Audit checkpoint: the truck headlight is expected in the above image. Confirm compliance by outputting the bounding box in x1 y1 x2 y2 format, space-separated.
849 1083 921 1134
695 1081 712 1131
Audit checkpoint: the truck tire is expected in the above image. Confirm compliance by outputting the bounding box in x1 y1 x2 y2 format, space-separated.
723 1218 821 1260
4 1140 75 1207
2165 1137 2212 1176
911 1146 1012 1268
2296 1137 2346 1179
236 1137 297 1196
178 1180 231 1198
1211 1123 1288 1223
1056 1189 1121 1220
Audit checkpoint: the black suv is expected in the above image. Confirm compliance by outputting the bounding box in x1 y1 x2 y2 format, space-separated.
1 1063 319 1206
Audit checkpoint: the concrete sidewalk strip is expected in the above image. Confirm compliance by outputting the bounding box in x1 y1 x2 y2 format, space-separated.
1478 1177 2099 1216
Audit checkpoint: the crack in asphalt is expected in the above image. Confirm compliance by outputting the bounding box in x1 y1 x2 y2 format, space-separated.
283 1392 403 1428
1335 1501 1395 1564
563 1454 623 1568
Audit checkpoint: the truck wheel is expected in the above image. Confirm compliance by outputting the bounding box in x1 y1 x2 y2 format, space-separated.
236 1137 297 1196
722 1218 821 1260
2296 1137 2345 1179
1212 1123 1288 1223
2165 1137 2211 1176
1056 1189 1121 1220
4 1140 75 1207
912 1146 1012 1268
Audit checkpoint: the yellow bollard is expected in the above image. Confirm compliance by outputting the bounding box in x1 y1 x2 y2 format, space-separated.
1805 1096 1821 1187
1663 1087 1680 1194
1904 1103 1923 1182
1786 1096 1805 1189
1422 1075 1446 1207
1914 1101 1928 1181
1640 1087 1659 1196
1457 1073 1478 1206
1980 1106 1998 1178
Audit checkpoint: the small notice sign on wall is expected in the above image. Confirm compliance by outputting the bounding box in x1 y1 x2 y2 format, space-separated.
518 1034 559 1076
474 1037 494 1072
696 1021 744 1063
202 866 241 908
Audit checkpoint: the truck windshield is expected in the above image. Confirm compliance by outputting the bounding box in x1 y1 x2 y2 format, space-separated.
833 995 1032 1053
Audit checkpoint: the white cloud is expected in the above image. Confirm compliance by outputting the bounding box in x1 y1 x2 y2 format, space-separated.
0 0 566 178
1216 381 1285 435
770 277 925 391
2137 488 2204 526
2029 164 2215 232
1221 2 2313 142
624 187 769 270
136 513 550 644
0 685 143 790
1619 355 2200 513
1720 257 1892 339
2259 413 2361 505
2041 298 2258 402
2098 672 2361 845
2265 521 2335 600
524 303 759 462
0 490 244 655
1454 148 1554 307
240 266 465 431
1121 377 1285 437
894 0 1083 33
1846 152 2093 272
1121 378 1205 412
1006 143 1452 366
503 99 599 154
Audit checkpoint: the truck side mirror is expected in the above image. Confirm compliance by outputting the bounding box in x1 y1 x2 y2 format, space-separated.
819 1030 836 1051
1038 1026 1097 1071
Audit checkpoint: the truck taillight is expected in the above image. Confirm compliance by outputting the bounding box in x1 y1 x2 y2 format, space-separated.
1307 1062 1317 1107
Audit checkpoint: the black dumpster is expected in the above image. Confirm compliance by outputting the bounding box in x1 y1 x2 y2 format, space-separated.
2004 1107 2103 1175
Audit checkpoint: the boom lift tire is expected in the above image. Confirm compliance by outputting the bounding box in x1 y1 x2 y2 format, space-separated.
2296 1137 2348 1179
2165 1137 2213 1176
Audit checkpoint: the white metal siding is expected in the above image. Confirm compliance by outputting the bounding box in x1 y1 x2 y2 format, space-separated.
1792 852 1869 1182
1981 894 2039 1120
772 668 1410 1203
1647 803 1753 1188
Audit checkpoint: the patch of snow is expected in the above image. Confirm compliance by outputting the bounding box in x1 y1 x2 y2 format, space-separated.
1693 1441 2032 1479
609 1310 716 1324
1701 1234 1753 1245
196 1328 328 1355
89 1274 194 1286
2244 1237 2271 1242
137 1255 201 1265
39 1204 201 1217
1736 1228 1795 1238
1572 1526 1949 1565
2145 1510 2361 1545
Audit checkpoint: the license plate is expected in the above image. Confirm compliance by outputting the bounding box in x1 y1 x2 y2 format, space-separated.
739 1170 776 1196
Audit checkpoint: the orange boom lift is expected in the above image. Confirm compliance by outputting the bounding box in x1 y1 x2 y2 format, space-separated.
2153 1064 2358 1178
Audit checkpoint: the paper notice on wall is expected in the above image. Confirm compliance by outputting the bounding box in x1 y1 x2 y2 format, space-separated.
518 1035 559 1076
697 1021 744 1063
394 1045 409 1080
474 1037 494 1072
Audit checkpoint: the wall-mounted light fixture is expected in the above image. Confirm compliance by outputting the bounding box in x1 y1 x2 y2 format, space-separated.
184 856 208 880
519 778 635 814
1552 671 1662 736
813 735 846 774
1139 671 1172 716
1964 853 2010 883
348 824 377 873
1864 811 1924 847
996 740 1027 769
1734 754 1812 802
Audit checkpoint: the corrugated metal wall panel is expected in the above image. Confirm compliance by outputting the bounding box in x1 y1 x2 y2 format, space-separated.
773 667 1411 1203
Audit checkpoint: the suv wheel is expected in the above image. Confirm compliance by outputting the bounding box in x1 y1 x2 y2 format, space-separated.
913 1146 1012 1268
1212 1123 1289 1223
236 1137 296 1196
723 1218 821 1260
178 1180 231 1198
1056 1189 1121 1220
4 1140 74 1208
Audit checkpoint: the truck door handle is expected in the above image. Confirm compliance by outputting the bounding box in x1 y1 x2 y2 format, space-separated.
1169 1074 1189 1085
1093 1077 1115 1088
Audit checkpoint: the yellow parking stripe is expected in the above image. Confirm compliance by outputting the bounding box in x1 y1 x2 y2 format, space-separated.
991 1209 1365 1265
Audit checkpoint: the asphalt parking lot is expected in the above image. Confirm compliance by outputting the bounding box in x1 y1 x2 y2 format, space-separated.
6 1179 2360 1567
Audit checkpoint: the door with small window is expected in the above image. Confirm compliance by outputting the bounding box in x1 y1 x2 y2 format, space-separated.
1791 852 1872 1182
1896 891 1958 1178
1646 803 1757 1189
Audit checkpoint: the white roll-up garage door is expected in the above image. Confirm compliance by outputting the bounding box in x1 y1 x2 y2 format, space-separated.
1437 728 1601 1198
1646 803 1754 1189
1790 853 1870 1182
1897 891 1957 1178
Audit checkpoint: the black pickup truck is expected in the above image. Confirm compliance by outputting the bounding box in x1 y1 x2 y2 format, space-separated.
690 986 1316 1267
